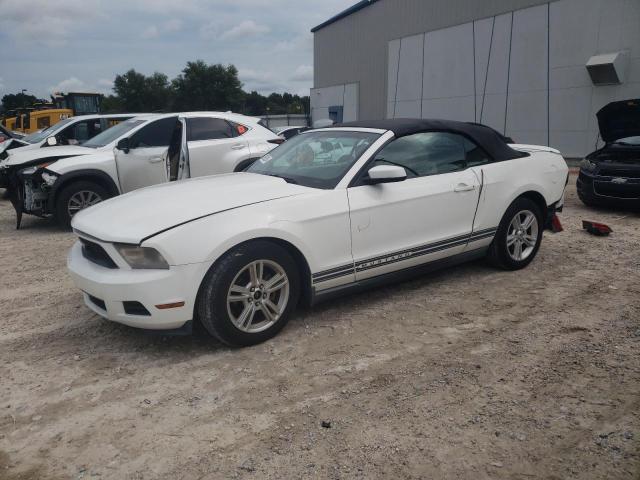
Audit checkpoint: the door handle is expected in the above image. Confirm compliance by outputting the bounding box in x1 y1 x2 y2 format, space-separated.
231 144 246 150
148 157 164 163
454 183 476 192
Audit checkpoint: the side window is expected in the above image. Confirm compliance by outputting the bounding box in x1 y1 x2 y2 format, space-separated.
130 117 177 148
463 137 491 167
372 132 467 177
186 117 235 141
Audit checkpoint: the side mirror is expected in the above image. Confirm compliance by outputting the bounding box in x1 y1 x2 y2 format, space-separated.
46 136 57 147
116 138 130 154
365 165 407 185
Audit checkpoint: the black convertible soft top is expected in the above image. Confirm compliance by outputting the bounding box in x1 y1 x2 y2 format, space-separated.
335 118 527 161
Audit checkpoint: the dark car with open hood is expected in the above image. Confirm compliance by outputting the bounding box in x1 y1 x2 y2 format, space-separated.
577 99 640 208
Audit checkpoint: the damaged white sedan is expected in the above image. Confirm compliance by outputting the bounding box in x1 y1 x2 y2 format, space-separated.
68 119 568 347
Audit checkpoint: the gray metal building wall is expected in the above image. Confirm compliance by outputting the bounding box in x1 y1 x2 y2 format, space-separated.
313 0 553 121
313 0 640 157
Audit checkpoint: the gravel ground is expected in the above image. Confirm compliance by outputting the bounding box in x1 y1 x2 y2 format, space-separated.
0 176 639 480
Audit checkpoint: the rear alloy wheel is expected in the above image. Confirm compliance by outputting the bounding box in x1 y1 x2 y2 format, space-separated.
488 197 543 270
55 180 110 229
506 210 539 262
197 240 300 347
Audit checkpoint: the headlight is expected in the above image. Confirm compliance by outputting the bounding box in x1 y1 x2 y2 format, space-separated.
579 159 597 172
114 244 169 270
41 170 59 186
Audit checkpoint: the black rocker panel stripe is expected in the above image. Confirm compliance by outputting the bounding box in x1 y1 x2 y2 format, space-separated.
312 227 498 285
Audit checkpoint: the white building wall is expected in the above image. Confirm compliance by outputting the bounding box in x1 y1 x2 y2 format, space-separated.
386 0 640 158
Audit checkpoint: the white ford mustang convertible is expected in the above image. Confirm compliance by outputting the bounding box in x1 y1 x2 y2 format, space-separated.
68 119 569 346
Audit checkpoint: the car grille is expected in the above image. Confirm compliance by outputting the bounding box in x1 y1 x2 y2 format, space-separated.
598 168 640 179
80 238 118 269
594 181 640 199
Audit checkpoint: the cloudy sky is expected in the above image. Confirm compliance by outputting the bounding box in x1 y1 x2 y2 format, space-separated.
0 0 355 99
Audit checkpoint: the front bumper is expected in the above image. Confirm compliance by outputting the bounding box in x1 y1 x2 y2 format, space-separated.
577 170 640 206
67 241 208 330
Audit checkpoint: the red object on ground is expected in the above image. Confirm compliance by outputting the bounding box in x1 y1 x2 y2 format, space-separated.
582 220 613 236
550 214 564 233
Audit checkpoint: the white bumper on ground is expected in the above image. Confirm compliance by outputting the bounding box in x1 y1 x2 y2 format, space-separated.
67 241 208 330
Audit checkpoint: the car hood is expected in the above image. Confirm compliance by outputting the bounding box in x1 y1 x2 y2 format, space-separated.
3 145 96 167
71 173 311 244
597 99 640 143
0 138 30 155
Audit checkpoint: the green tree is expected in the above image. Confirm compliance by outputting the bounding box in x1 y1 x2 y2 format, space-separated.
100 94 124 113
172 61 244 112
113 69 172 112
243 90 268 116
1 93 40 112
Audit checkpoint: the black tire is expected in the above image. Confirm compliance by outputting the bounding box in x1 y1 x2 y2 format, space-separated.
577 190 598 208
55 180 110 229
196 240 300 347
487 197 544 270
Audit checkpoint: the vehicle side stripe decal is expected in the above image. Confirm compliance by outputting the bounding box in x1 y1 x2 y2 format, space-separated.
312 226 498 285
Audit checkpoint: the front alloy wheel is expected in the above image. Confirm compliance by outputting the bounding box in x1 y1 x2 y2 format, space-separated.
197 240 300 347
67 190 103 218
227 260 290 333
55 180 110 229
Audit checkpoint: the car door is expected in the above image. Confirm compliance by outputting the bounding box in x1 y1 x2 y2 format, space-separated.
185 117 249 177
114 116 177 193
347 132 481 281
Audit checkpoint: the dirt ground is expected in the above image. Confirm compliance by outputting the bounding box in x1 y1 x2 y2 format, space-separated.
0 175 639 480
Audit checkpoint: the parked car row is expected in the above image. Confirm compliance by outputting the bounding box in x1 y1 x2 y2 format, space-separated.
0 112 282 227
65 118 569 346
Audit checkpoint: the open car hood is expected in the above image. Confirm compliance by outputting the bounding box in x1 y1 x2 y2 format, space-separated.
71 173 310 244
597 99 640 143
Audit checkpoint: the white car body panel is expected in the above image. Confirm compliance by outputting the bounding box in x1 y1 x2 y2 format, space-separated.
115 145 169 193
3 145 97 167
47 150 120 187
347 168 481 281
188 137 249 177
68 125 569 331
71 173 311 244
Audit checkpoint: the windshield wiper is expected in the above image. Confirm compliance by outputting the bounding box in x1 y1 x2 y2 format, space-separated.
264 173 298 184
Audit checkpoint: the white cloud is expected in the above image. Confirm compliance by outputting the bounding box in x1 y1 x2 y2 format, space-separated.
49 77 87 94
97 79 114 94
291 65 313 82
164 19 183 32
48 77 113 96
141 25 159 39
220 20 270 40
0 0 102 47
142 19 182 39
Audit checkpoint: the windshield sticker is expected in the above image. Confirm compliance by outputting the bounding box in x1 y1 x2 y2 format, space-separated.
260 154 273 164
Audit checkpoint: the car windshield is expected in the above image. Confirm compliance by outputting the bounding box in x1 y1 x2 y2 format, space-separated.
22 117 76 144
246 130 381 189
81 119 145 148
613 136 640 146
